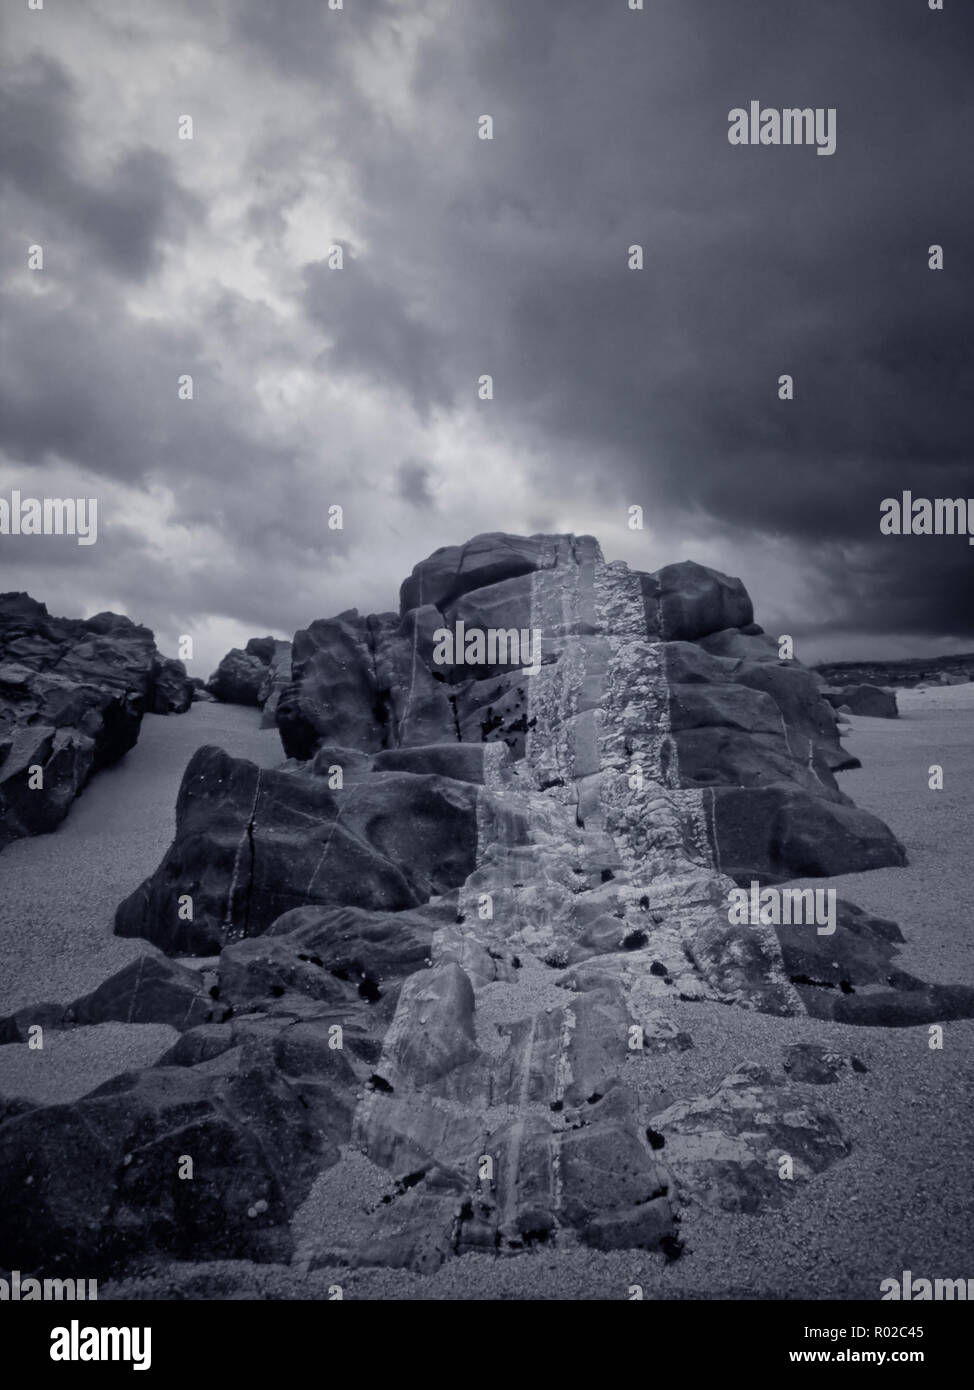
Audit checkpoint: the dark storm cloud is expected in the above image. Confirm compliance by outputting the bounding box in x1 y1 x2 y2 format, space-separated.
303 257 451 416
286 0 974 642
2 0 971 662
397 459 435 508
232 0 398 82
0 54 202 280
0 284 289 516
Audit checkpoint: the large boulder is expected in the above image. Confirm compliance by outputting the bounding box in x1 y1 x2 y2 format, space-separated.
398 532 572 615
151 656 194 714
822 684 898 719
664 640 857 786
206 635 293 721
114 744 487 953
654 560 753 642
277 609 454 759
206 646 267 706
710 784 905 883
0 1028 357 1275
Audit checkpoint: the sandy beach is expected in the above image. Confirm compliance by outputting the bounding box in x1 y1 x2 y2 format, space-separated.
2 686 972 1299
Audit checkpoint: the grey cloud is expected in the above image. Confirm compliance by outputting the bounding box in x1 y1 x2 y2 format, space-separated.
3 0 972 661
0 54 203 281
302 258 452 416
232 0 398 83
397 459 435 508
287 0 974 640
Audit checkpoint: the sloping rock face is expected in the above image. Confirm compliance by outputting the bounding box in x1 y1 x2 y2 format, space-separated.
0 1032 356 1273
0 593 193 850
5 535 968 1281
0 953 223 1043
207 637 292 726
114 744 486 953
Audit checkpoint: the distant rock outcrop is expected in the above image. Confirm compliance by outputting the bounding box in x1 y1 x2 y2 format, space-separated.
6 535 971 1282
815 654 974 689
0 593 193 850
207 636 292 727
822 684 898 719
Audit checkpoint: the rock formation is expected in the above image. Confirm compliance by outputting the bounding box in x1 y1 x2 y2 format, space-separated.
821 684 898 719
0 593 194 850
206 637 292 728
3 535 972 1281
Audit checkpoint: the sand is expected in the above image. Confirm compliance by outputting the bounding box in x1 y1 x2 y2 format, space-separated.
3 687 972 1299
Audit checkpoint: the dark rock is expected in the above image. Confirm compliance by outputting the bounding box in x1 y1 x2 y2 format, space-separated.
0 955 219 1040
664 640 856 796
654 560 753 642
559 1121 672 1250
0 1000 70 1046
114 744 485 953
0 1035 356 1275
264 903 441 982
0 1095 36 1124
454 670 538 757
206 647 267 705
649 1063 850 1212
0 593 189 849
257 640 292 728
277 609 454 759
398 532 573 615
710 785 906 882
371 743 499 784
780 901 974 1026
782 1043 867 1083
822 685 898 718
218 936 357 1009
150 657 194 715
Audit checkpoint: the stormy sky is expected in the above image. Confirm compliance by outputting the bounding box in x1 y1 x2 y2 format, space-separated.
2 0 972 677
